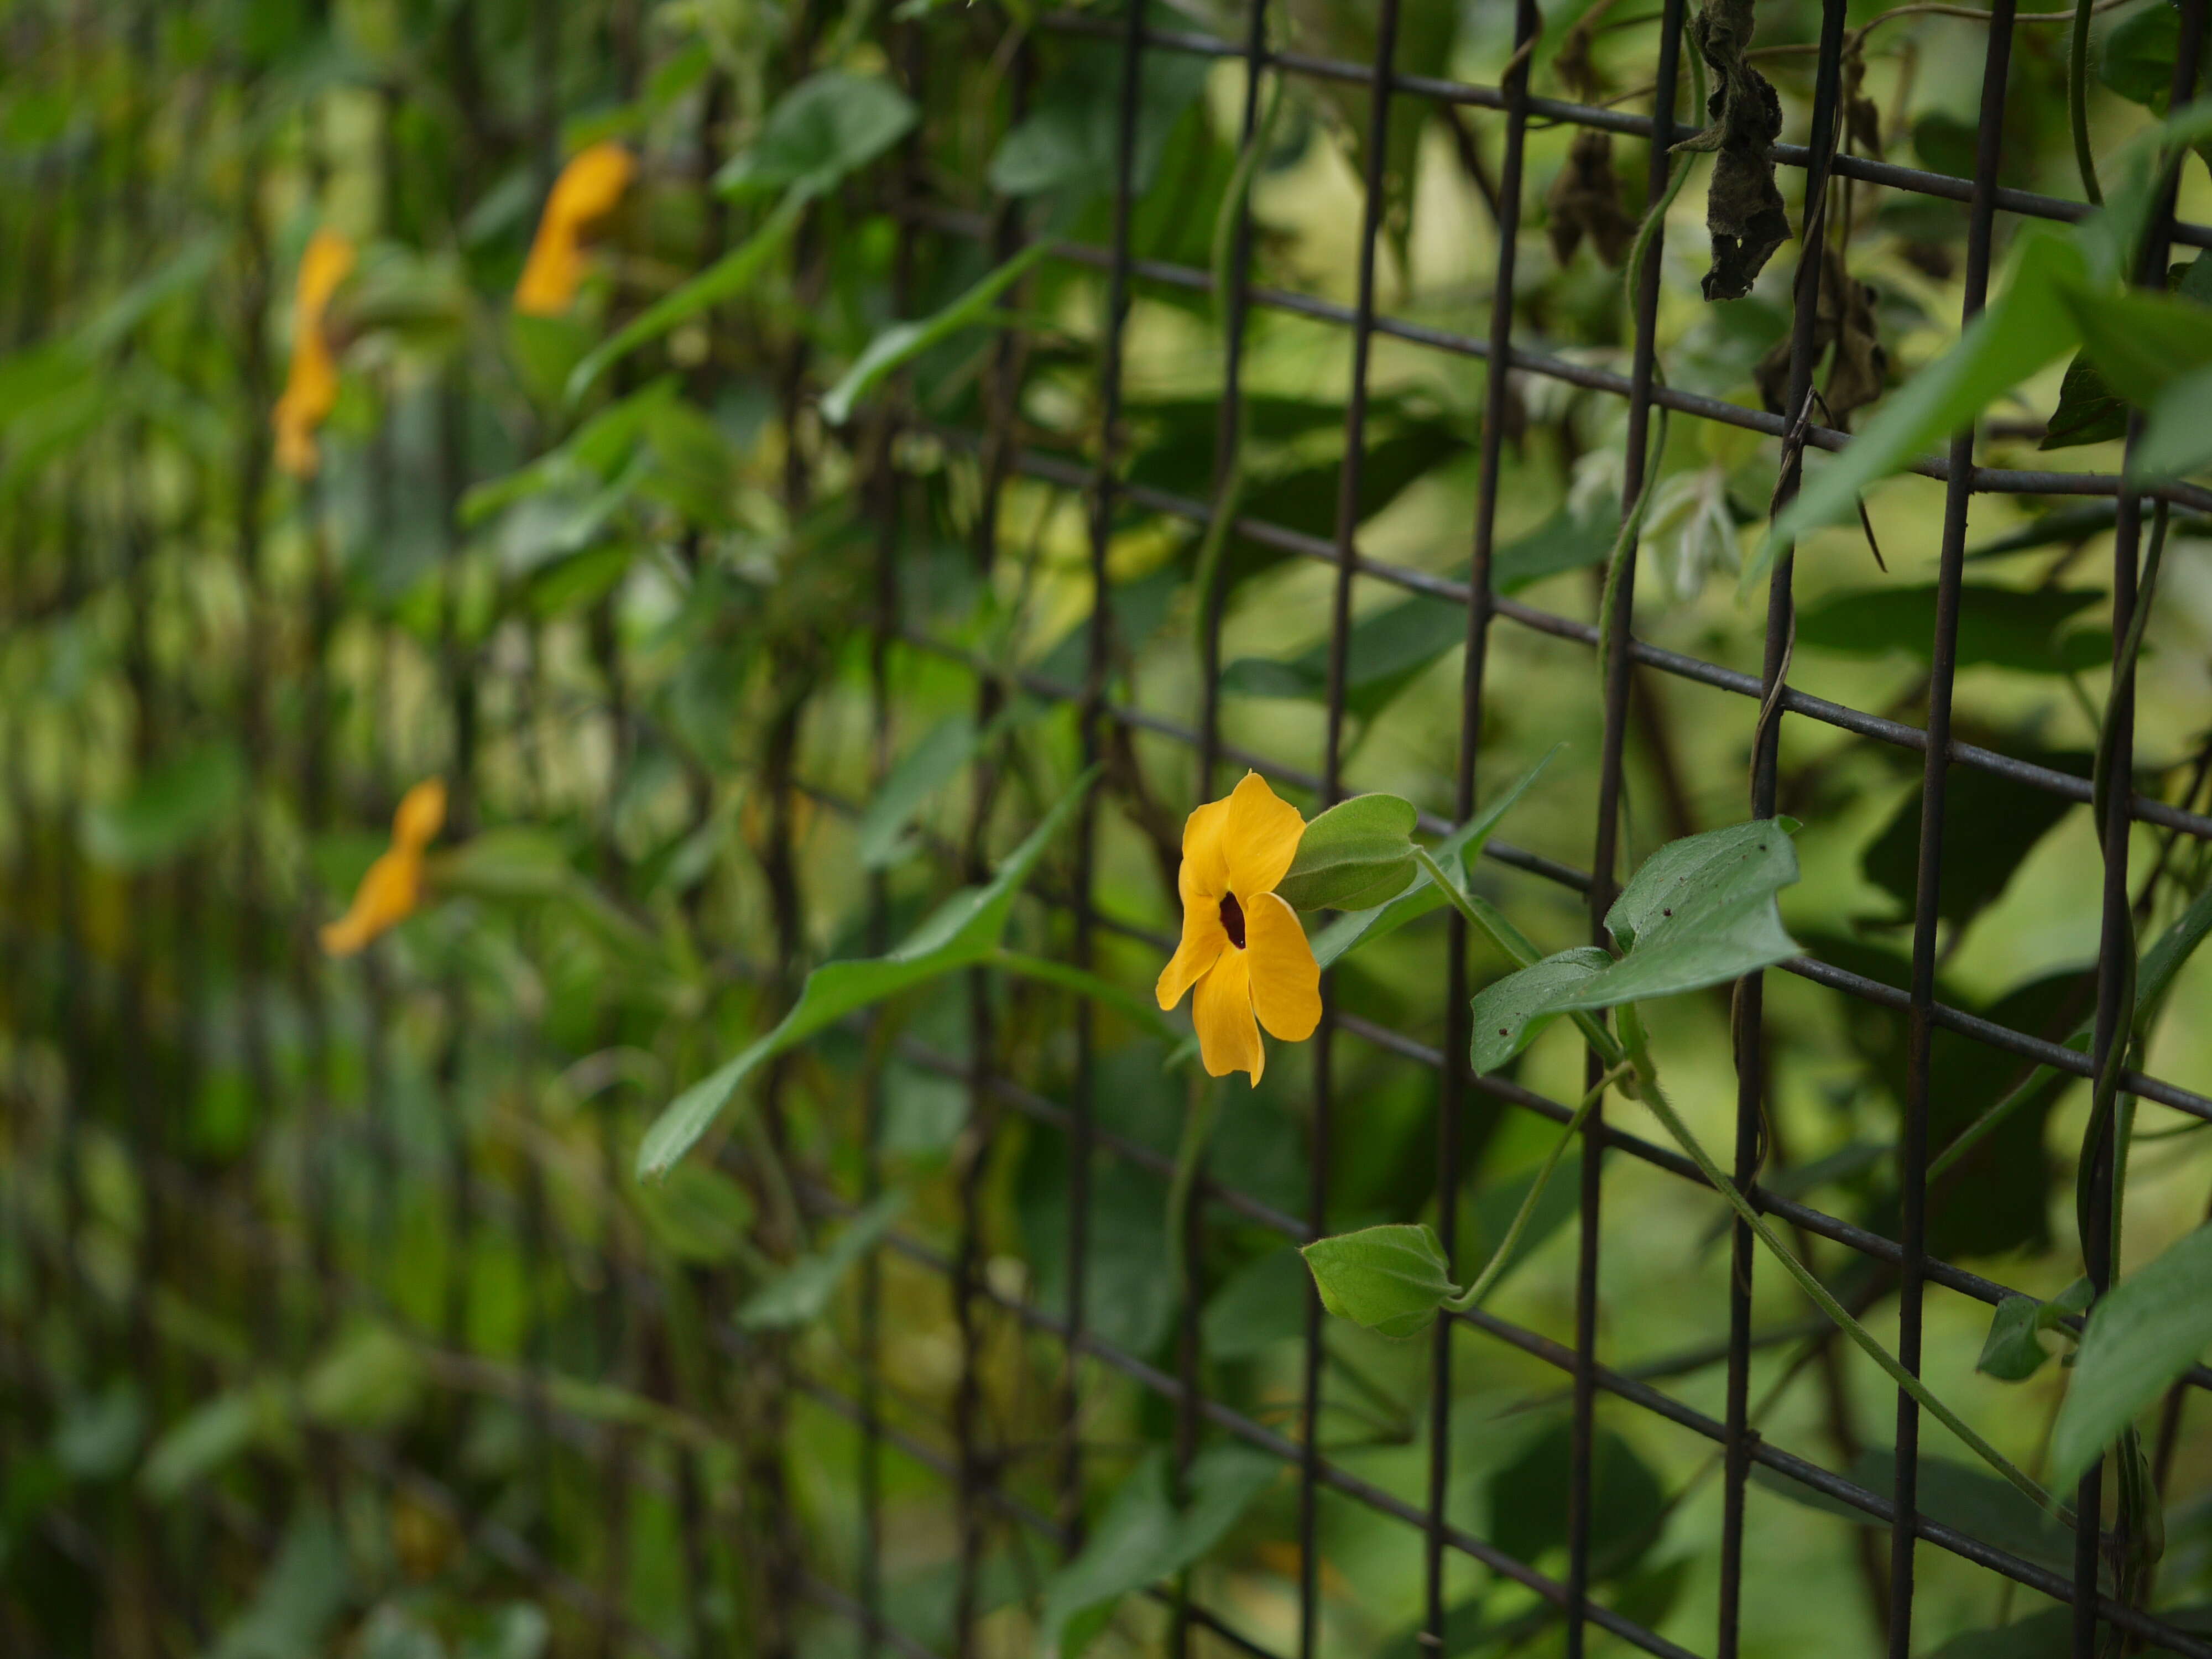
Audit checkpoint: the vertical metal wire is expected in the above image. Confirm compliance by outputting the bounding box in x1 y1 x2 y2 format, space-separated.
1892 8 2019 1653
1721 8 1846 1655
1175 2 1270 1647
1306 7 1403 1652
1574 2 1683 1651
2077 11 2204 1652
1438 0 1540 1642
1056 0 1146 1586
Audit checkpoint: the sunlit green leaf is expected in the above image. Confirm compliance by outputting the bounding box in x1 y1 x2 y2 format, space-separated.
1275 792 1417 912
1313 747 1558 970
820 243 1051 426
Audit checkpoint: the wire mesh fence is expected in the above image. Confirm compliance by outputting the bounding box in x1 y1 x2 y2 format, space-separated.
7 0 2212 1656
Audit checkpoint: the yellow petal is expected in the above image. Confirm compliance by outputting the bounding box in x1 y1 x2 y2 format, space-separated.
272 231 356 479
515 143 634 316
1245 893 1321 1042
1180 795 1231 901
1157 889 1230 1011
320 847 422 956
1223 771 1305 900
1193 947 1264 1085
392 778 447 848
295 229 357 312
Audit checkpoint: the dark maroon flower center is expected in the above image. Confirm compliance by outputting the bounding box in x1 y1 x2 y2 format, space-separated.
1219 892 1247 949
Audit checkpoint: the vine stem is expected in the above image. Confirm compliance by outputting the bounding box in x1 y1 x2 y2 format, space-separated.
1444 1064 1631 1312
2070 0 2104 206
1166 1074 1223 1302
1614 1001 2069 1524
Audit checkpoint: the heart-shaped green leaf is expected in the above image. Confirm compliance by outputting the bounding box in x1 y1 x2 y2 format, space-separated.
1300 1223 1459 1340
1469 946 1613 1073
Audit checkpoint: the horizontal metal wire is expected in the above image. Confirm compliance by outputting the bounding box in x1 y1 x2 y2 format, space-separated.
799 1174 2212 1659
906 200 2212 516
873 623 2212 1121
906 416 2212 843
1035 9 2212 254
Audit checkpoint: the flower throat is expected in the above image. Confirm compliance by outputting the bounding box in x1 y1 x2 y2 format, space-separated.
1219 893 1246 948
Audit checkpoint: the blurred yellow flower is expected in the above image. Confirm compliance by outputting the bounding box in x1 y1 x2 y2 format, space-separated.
515 143 636 316
1156 771 1321 1084
322 779 448 957
272 229 356 479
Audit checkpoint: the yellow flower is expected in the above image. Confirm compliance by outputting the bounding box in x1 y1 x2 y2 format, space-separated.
1156 772 1322 1084
321 779 448 957
272 229 357 479
514 143 636 316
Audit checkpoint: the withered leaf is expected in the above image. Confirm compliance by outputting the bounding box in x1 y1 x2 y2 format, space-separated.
1546 129 1638 269
1682 0 1790 300
1752 248 1888 426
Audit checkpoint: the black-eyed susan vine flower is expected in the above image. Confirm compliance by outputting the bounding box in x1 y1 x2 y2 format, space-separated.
272 229 356 479
321 779 447 956
515 143 635 317
1155 772 1322 1084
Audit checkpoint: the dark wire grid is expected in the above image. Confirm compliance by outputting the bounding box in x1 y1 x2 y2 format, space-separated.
1892 2 2020 1650
824 0 2212 1648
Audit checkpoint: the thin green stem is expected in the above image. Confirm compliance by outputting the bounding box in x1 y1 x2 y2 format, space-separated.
1166 1075 1223 1301
1409 843 1625 1068
1446 1065 1630 1312
2070 0 2103 207
1616 1003 2068 1524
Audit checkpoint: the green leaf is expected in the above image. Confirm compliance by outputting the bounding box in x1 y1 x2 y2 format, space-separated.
2058 282 2212 405
1861 748 2087 931
735 1192 909 1331
1300 1222 1460 1340
1796 584 2108 675
713 71 916 201
1469 947 1614 1073
1754 1450 2072 1574
635 767 1098 1177
1491 1421 1666 1579
2052 1221 2212 1491
1033 1444 1278 1658
1275 792 1418 911
1312 746 1558 971
81 740 251 870
2040 352 2131 450
462 378 680 524
431 827 575 900
631 1162 758 1264
820 242 1050 426
142 1387 277 1500
2134 361 2212 481
1572 819 1799 994
1200 1247 1310 1360
1468 822 1801 1072
1220 594 1468 717
566 192 807 404
2099 1 2191 110
988 37 1210 206
206 1508 351 1659
1493 496 1620 593
2140 877 2212 1014
301 1322 424 1431
855 713 979 869
1767 230 2089 560
1975 1295 2053 1383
